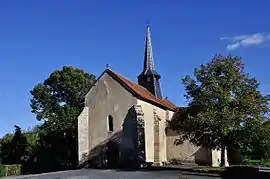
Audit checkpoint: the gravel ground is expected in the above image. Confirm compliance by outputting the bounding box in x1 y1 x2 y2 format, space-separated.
4 169 221 179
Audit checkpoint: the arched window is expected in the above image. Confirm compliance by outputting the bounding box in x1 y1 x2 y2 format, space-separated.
107 115 114 132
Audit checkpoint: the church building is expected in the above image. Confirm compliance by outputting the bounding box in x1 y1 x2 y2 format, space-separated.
78 26 228 168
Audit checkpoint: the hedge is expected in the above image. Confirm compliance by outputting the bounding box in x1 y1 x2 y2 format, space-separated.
0 164 22 177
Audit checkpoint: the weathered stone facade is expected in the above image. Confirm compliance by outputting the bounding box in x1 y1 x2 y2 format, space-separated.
78 69 229 168
134 104 146 167
78 106 89 164
77 25 229 168
77 72 137 167
153 109 160 164
166 129 212 165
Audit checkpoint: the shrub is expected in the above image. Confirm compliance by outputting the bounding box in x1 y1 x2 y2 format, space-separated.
0 165 5 176
0 164 22 177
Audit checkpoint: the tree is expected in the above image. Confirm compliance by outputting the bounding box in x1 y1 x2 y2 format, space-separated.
247 121 270 159
20 126 41 174
0 126 28 165
169 55 270 166
30 66 96 170
0 133 14 164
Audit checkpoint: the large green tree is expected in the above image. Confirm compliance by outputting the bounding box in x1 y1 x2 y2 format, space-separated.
0 126 28 165
169 55 270 166
30 66 96 170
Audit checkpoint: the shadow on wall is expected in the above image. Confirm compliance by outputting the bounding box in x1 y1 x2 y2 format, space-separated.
166 128 212 166
79 107 142 169
194 147 212 166
120 107 141 168
79 130 122 169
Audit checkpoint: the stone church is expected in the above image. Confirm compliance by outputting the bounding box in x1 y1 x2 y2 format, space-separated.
78 26 228 168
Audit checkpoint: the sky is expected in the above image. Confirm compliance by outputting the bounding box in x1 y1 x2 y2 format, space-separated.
1 0 270 136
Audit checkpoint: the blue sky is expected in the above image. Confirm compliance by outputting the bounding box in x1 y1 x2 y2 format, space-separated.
1 1 270 136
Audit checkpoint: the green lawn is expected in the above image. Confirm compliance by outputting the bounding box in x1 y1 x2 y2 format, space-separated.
191 167 225 173
246 159 270 167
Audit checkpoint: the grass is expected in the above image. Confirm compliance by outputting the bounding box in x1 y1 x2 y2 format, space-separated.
245 159 270 167
191 167 225 173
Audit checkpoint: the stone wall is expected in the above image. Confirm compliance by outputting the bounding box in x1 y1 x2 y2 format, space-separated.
165 128 225 166
165 114 213 166
78 72 137 163
137 99 173 164
78 107 89 164
166 129 200 164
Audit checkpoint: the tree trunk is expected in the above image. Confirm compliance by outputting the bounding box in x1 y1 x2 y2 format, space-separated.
220 145 226 167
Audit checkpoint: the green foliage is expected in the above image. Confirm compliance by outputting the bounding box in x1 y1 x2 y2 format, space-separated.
0 66 96 174
244 159 270 167
192 167 225 173
248 121 270 159
5 164 22 176
0 126 28 165
29 66 96 172
0 164 5 176
169 55 270 165
30 66 96 125
0 164 22 177
227 147 245 165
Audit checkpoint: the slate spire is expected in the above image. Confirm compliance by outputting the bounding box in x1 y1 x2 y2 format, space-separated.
143 25 154 71
138 25 163 99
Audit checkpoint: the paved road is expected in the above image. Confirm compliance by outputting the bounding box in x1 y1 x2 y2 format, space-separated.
4 169 221 179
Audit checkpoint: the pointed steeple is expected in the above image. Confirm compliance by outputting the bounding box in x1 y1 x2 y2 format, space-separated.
143 25 154 71
138 25 163 98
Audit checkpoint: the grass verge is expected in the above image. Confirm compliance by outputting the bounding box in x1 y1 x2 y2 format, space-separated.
191 167 225 174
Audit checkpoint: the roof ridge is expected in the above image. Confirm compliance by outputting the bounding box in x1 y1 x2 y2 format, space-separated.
107 68 161 99
105 68 176 111
108 69 153 92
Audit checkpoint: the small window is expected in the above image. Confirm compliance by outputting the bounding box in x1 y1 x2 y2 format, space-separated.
107 115 113 132
147 77 151 82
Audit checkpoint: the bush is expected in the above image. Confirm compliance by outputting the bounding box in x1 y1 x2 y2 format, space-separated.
0 165 5 177
0 164 22 177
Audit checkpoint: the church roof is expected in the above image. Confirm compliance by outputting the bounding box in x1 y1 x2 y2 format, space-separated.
105 68 177 112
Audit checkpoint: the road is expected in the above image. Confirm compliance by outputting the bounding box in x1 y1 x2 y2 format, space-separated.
4 169 221 179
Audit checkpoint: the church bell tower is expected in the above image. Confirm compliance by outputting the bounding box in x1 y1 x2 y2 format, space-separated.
138 25 163 99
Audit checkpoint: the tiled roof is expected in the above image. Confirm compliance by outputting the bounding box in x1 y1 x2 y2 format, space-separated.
106 69 177 111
